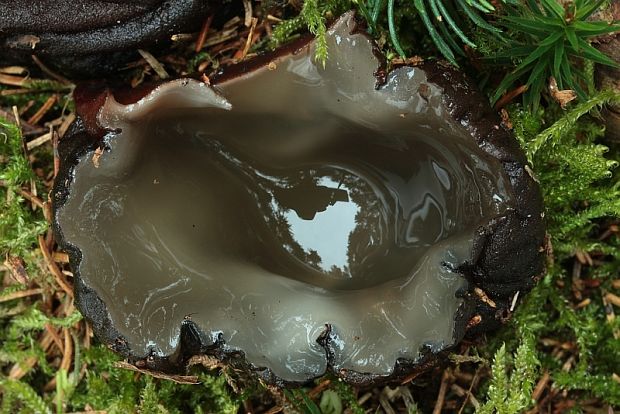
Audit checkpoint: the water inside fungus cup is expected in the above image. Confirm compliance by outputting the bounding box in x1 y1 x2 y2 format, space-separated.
54 13 535 383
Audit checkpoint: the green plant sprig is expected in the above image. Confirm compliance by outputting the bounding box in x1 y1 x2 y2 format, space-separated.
492 0 620 109
383 0 502 65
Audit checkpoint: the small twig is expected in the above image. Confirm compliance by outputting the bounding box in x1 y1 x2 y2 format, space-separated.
195 15 214 52
0 66 27 75
52 251 70 263
357 391 372 405
379 389 396 414
598 224 619 241
532 371 551 402
60 327 73 371
266 14 283 23
1 88 60 96
9 330 54 379
53 130 60 178
204 31 239 48
242 399 254 414
114 361 200 384
44 323 64 353
171 33 195 42
452 383 480 411
42 200 52 224
26 131 52 150
398 386 418 413
433 369 451 414
457 367 482 414
605 292 620 307
38 235 73 298
138 49 169 79
243 0 253 27
0 288 43 303
474 287 497 308
27 94 57 125
29 175 37 211
3 254 29 284
83 321 92 349
495 84 528 109
0 73 27 86
510 291 520 312
31 55 72 85
0 179 45 208
11 105 23 135
240 18 258 61
0 109 39 134
307 379 331 398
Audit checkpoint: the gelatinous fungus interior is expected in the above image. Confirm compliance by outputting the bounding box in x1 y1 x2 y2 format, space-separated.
57 14 516 382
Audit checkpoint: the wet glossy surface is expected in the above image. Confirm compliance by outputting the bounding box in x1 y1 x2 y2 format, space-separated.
56 14 516 381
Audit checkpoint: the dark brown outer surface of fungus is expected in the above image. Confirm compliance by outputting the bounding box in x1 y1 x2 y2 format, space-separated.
52 12 546 387
0 0 219 76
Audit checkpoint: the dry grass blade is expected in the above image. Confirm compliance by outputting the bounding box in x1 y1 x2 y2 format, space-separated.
0 66 28 75
0 73 27 86
138 49 170 79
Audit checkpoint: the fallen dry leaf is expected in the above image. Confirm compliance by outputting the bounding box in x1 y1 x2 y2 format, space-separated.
3 254 29 284
549 77 577 109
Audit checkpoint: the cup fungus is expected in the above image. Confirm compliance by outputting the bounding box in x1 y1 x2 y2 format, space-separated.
53 12 545 386
0 0 216 76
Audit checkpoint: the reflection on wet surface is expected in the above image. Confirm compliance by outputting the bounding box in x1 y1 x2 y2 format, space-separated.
175 113 510 291
59 111 511 380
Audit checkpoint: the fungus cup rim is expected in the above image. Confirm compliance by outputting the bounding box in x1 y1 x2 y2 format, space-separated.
52 12 545 387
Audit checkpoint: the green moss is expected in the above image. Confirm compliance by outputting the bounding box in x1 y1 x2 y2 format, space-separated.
0 379 52 414
0 119 47 257
477 89 620 411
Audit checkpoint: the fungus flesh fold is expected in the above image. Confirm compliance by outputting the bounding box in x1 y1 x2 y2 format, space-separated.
57 13 514 381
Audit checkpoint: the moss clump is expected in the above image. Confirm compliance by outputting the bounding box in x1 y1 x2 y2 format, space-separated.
0 120 47 257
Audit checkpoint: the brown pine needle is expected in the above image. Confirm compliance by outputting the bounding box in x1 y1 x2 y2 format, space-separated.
27 94 57 125
195 15 214 52
60 327 74 371
0 288 43 303
38 235 73 298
